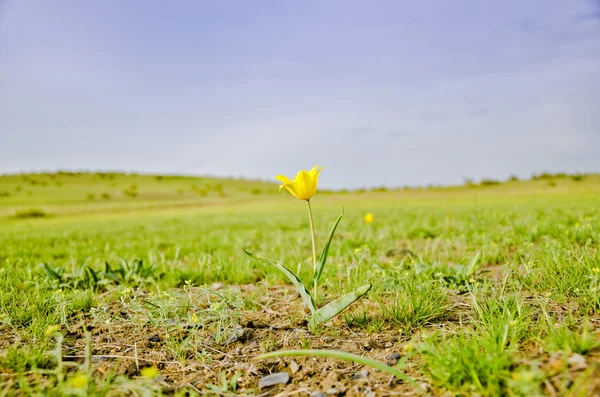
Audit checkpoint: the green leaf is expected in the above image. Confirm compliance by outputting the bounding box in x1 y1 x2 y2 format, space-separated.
463 251 481 277
308 283 371 331
257 349 421 390
243 249 315 313
41 263 63 282
313 207 344 285
84 266 98 284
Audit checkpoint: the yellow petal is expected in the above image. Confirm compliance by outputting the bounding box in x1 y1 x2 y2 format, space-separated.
275 174 301 198
308 165 323 178
274 175 293 185
309 166 324 197
294 169 313 200
282 183 302 199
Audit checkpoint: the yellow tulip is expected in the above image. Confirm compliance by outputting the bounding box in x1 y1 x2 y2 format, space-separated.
364 213 374 223
275 165 324 201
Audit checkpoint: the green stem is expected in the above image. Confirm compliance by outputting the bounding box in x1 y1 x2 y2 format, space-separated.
307 200 318 303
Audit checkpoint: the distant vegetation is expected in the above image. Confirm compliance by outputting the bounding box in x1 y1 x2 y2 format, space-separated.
0 171 280 219
13 208 48 219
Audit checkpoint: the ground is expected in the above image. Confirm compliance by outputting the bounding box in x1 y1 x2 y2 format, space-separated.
0 172 599 396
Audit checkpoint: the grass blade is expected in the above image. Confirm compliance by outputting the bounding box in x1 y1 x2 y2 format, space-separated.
313 207 344 285
308 283 371 331
243 249 315 313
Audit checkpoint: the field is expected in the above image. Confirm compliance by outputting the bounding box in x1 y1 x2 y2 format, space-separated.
0 172 599 396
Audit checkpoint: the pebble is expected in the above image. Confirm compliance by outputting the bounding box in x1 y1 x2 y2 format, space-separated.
385 352 401 365
225 327 245 344
258 372 290 389
311 392 326 397
290 359 300 374
568 353 587 370
353 369 370 379
326 388 342 395
148 335 161 343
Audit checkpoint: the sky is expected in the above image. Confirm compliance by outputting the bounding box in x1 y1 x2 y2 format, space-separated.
1 0 599 189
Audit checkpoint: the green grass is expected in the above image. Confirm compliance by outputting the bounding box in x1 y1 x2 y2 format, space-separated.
0 172 599 395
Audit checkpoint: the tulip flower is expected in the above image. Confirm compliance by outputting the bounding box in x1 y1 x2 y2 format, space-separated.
275 165 324 201
244 165 371 332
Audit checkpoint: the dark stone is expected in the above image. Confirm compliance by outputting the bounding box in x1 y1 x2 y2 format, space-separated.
148 335 161 342
258 372 290 389
385 352 401 365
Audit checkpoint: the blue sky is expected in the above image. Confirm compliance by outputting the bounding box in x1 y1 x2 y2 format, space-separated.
1 0 599 188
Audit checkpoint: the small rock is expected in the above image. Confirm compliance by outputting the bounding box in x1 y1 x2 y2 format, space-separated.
385 352 401 365
148 335 161 343
568 354 587 370
384 342 392 348
353 369 370 379
326 388 341 395
362 340 376 350
290 359 300 374
311 392 326 397
225 327 245 344
258 372 290 389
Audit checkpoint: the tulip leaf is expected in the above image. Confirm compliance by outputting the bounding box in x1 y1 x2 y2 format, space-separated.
308 283 371 331
257 349 421 389
243 249 316 313
313 207 344 285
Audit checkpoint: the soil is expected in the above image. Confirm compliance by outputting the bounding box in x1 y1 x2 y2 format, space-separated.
1 280 599 396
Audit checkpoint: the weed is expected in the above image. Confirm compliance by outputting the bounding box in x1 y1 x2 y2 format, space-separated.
384 278 450 333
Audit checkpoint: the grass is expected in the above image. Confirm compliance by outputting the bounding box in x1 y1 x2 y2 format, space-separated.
0 172 599 395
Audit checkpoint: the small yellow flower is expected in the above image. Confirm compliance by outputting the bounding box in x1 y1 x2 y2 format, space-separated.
275 165 324 200
69 373 90 388
44 325 61 338
354 248 362 253
592 267 600 273
364 213 374 224
141 366 160 379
